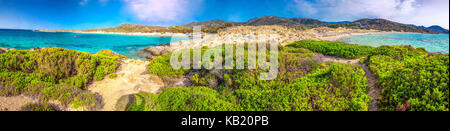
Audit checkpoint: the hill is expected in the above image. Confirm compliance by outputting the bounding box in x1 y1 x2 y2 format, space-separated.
244 16 326 27
183 19 241 27
343 19 437 33
84 23 167 33
245 16 302 26
290 18 327 26
426 25 449 34
78 16 441 34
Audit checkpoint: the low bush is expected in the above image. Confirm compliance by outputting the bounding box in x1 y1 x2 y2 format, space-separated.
367 45 449 111
287 40 374 59
135 44 372 111
0 47 121 108
21 103 56 111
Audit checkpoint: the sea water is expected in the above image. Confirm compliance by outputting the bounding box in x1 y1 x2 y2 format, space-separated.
338 33 449 53
0 29 188 59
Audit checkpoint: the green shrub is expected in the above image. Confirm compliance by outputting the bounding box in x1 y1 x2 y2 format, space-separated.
146 54 189 78
157 87 235 111
0 47 121 108
234 63 370 111
126 92 159 111
137 43 372 111
21 103 56 111
367 46 448 111
108 73 118 79
126 87 235 111
287 40 373 59
135 42 449 111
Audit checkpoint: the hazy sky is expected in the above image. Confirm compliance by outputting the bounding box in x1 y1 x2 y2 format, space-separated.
0 0 448 30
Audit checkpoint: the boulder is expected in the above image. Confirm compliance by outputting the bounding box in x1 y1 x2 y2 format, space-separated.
146 55 156 61
159 48 171 55
115 94 136 111
145 47 163 56
144 46 173 61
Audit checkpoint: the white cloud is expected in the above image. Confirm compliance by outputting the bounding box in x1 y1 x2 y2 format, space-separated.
122 0 203 25
405 0 449 29
289 0 449 29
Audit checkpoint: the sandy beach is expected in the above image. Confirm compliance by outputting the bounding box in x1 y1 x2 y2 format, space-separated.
320 31 421 41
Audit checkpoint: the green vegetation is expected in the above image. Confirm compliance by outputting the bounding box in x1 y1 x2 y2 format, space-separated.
288 41 449 111
146 54 190 78
232 62 370 111
126 87 234 111
287 40 374 59
21 103 56 111
141 40 448 111
139 43 371 111
366 45 449 111
108 73 118 79
1 40 446 111
0 47 122 108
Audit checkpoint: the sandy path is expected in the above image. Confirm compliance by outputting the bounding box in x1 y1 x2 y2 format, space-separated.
0 95 37 111
314 53 360 64
88 59 163 111
361 64 380 111
0 95 79 111
315 53 380 111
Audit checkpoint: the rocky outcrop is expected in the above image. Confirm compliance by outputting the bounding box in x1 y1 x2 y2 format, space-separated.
143 46 173 60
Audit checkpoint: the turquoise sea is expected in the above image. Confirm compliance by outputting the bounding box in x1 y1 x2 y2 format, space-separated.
1 30 448 60
0 29 188 59
338 33 449 53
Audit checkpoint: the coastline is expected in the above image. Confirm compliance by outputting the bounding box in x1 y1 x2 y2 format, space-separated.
73 31 191 37
319 31 421 41
8 27 446 61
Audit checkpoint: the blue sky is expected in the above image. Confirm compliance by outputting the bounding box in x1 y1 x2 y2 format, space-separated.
0 0 448 30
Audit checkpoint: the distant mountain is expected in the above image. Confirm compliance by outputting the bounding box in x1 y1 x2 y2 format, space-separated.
325 21 351 25
244 15 328 27
245 16 301 26
183 19 241 27
290 18 326 26
39 29 82 32
84 23 166 33
426 25 449 34
79 16 443 34
343 19 437 34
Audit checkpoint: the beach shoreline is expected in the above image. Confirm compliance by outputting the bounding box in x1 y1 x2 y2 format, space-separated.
71 31 191 37
319 31 422 41
24 27 445 61
38 27 430 61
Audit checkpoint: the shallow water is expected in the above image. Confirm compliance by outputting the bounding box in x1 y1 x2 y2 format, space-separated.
338 33 449 53
0 29 188 59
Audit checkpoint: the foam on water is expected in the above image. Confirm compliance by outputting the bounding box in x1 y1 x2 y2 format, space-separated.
338 33 449 53
0 29 188 59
